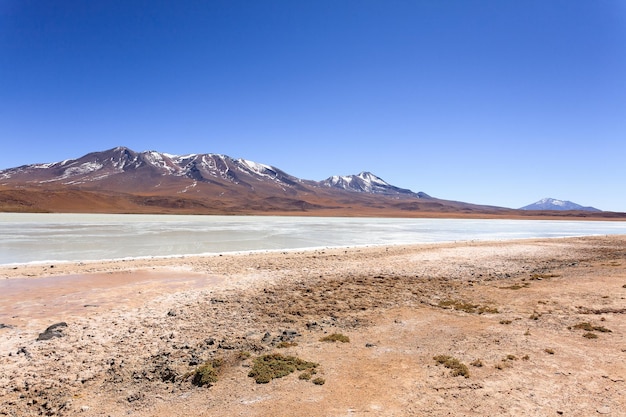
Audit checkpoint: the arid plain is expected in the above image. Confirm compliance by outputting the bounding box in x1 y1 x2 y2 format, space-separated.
1 235 625 416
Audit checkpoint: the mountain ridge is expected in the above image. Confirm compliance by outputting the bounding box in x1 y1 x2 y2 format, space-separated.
1 147 621 218
0 146 430 198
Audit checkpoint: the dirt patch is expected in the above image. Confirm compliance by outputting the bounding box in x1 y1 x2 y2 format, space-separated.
1 235 625 416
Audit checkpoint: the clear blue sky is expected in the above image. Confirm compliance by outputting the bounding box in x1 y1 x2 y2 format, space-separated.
2 1 625 211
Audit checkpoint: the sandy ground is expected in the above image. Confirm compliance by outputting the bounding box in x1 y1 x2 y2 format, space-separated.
1 236 625 417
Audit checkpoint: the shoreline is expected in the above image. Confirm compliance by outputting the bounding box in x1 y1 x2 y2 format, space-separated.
1 235 625 416
2 234 623 280
3 232 626 275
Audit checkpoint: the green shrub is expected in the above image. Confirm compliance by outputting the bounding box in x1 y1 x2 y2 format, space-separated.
276 341 298 348
191 360 221 387
320 333 350 343
433 355 469 378
571 322 611 333
312 377 325 385
438 299 498 314
470 359 483 367
248 353 318 384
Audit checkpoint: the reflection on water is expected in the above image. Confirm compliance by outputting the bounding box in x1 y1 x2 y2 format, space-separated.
1 213 625 265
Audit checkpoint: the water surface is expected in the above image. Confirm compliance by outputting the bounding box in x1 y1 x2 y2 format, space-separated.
1 213 625 265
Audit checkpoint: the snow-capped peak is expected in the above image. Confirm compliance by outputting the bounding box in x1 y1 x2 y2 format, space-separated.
520 198 601 212
321 171 425 197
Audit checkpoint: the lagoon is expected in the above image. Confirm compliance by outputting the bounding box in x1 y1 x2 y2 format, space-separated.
1 213 625 265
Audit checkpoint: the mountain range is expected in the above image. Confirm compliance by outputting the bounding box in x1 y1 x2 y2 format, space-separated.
0 147 621 218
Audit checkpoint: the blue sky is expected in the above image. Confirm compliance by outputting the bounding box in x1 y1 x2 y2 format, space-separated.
1 1 625 211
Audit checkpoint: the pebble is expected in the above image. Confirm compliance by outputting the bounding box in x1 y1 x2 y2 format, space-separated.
597 406 611 414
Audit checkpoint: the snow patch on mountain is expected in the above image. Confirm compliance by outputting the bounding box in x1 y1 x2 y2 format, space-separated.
321 171 425 197
0 146 428 198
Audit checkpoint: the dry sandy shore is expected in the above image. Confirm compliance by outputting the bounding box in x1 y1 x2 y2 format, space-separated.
1 236 625 417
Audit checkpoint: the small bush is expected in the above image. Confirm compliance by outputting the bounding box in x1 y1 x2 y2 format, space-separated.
583 332 598 339
438 299 498 314
500 283 530 290
248 353 318 384
312 377 325 385
470 359 483 367
237 351 251 360
276 341 298 348
320 333 350 343
499 320 512 325
571 322 611 333
530 273 560 280
433 355 470 378
191 360 221 387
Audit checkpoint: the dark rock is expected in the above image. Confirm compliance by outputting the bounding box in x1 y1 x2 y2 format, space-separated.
0 323 14 329
127 392 144 403
45 322 67 332
37 322 68 341
306 321 320 330
218 342 236 350
167 310 177 317
17 347 31 357
279 330 299 341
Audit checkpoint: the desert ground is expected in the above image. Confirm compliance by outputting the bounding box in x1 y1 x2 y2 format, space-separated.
1 235 625 416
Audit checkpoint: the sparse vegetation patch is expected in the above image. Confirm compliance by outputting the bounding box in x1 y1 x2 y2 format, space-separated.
320 333 350 343
190 359 222 387
312 377 325 385
499 283 530 290
248 353 318 384
276 341 298 348
438 299 498 314
433 355 470 378
570 322 612 333
530 273 561 280
470 359 483 367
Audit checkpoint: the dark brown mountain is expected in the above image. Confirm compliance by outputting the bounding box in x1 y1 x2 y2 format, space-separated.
1 147 622 218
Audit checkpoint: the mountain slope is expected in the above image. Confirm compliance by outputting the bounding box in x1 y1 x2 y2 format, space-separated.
0 147 311 195
4 146 610 217
520 198 601 212
321 172 430 198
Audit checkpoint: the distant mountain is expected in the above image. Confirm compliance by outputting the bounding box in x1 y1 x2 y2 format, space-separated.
520 198 601 212
0 146 308 193
321 172 430 198
0 146 451 214
1 146 617 218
